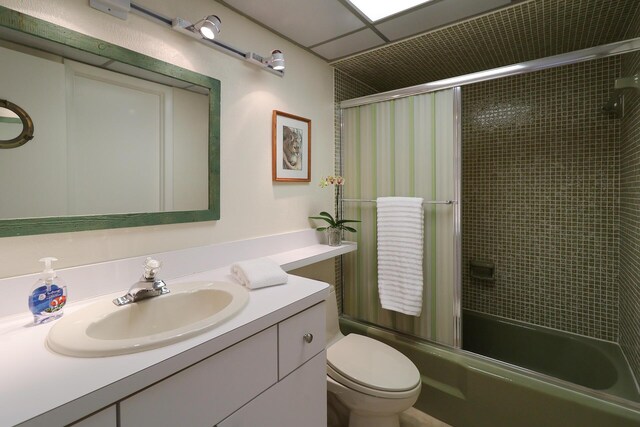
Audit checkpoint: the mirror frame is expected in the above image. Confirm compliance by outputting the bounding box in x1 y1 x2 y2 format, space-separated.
0 99 34 149
0 6 220 237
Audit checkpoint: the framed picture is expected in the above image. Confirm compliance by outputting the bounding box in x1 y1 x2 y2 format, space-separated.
272 110 311 182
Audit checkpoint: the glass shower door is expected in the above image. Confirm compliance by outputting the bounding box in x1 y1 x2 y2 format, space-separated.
340 88 461 347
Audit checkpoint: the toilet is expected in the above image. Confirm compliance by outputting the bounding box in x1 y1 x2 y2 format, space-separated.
325 286 422 427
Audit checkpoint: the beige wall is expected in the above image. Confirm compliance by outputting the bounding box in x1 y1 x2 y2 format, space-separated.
0 0 334 277
290 259 336 288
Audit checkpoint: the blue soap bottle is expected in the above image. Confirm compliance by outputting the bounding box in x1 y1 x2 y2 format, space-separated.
28 257 67 325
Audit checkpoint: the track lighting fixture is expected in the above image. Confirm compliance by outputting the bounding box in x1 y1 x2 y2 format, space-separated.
89 0 130 20
172 15 221 40
90 1 284 76
245 50 286 72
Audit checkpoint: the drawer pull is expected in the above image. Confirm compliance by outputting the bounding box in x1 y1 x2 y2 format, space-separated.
303 333 314 343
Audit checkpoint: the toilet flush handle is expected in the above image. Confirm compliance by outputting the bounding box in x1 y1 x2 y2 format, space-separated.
303 333 313 343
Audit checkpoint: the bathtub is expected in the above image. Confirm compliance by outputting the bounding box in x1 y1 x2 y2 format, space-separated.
340 316 640 427
462 309 640 402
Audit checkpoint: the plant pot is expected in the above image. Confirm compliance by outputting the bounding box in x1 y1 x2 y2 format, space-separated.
326 227 342 246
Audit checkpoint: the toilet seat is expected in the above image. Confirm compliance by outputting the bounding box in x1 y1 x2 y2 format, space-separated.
327 334 421 399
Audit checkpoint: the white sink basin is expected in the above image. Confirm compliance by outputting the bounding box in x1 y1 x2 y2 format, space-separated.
47 281 249 357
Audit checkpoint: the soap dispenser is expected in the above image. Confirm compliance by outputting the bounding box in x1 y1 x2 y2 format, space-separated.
28 257 67 324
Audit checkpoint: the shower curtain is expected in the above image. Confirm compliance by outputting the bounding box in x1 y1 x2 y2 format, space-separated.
341 88 459 347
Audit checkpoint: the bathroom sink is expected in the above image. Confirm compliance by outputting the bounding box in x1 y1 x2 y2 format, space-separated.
47 281 249 357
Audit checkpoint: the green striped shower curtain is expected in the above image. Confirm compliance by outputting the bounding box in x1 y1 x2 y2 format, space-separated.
341 89 458 347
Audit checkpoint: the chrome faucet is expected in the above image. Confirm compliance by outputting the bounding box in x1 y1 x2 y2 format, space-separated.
113 257 170 306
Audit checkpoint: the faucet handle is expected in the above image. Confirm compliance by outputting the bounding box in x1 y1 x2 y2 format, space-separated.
143 257 162 280
153 279 170 295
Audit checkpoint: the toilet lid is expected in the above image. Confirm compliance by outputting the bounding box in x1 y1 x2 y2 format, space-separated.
327 334 420 394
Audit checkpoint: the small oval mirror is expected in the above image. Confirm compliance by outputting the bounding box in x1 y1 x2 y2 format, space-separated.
0 100 34 149
0 107 23 139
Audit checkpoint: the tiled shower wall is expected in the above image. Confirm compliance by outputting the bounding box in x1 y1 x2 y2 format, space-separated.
461 57 621 341
619 11 640 383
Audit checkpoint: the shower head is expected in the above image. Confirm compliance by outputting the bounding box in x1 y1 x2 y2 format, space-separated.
602 92 624 119
603 73 639 119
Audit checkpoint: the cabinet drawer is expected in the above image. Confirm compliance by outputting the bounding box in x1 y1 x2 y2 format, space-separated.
278 302 325 379
120 326 277 427
217 351 327 427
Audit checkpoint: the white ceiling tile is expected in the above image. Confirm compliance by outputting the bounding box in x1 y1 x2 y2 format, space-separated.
375 0 511 41
312 29 384 60
223 0 366 47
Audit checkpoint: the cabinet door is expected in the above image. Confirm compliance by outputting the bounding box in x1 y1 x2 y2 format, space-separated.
68 405 116 427
218 351 327 427
278 302 325 379
120 327 278 427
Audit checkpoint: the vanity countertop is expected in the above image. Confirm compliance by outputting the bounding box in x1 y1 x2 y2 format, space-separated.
0 266 330 427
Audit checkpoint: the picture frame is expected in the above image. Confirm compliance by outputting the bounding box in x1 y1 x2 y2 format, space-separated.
272 110 311 182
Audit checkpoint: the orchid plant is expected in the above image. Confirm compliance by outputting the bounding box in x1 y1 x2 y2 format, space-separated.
309 175 360 233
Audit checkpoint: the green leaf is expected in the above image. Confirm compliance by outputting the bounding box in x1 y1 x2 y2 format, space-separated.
336 219 361 225
315 227 328 232
319 211 335 221
308 216 336 226
343 226 357 233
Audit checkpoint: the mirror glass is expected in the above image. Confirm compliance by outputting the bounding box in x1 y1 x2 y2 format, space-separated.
0 7 220 236
0 106 23 140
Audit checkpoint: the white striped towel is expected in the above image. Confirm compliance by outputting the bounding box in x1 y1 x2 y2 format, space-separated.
376 196 424 316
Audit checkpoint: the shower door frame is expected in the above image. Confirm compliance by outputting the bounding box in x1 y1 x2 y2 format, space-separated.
340 38 640 109
337 36 640 350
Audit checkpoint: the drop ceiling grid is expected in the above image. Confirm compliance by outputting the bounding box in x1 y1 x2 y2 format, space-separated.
312 28 384 61
218 0 366 47
332 0 638 92
374 0 512 42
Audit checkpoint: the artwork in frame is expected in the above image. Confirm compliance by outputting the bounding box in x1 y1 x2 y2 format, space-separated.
272 110 311 182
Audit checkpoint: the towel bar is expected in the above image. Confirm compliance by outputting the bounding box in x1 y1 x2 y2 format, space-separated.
342 198 455 205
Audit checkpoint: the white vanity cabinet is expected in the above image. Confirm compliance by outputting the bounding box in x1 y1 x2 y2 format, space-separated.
120 327 278 427
217 352 326 427
278 300 326 379
218 301 327 427
119 302 326 427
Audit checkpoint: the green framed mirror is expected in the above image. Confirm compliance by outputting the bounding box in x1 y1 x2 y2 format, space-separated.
0 6 220 237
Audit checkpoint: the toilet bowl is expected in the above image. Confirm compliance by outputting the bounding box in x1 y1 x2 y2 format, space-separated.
325 287 421 427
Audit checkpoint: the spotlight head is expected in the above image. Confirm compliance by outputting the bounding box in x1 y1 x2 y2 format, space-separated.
270 49 285 71
199 15 221 39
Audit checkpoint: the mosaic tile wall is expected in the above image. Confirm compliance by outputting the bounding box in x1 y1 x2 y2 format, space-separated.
461 57 621 341
332 0 638 93
333 69 378 311
619 9 640 384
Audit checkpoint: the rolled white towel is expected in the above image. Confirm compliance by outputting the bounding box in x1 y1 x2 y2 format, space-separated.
230 258 288 289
